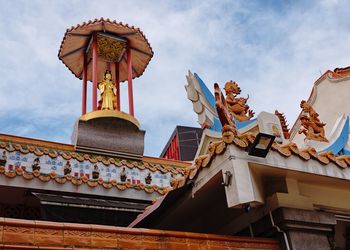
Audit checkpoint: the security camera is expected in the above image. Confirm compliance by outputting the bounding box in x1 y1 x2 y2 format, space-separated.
243 203 251 213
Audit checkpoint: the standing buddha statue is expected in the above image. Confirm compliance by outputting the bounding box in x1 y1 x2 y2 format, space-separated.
98 70 117 110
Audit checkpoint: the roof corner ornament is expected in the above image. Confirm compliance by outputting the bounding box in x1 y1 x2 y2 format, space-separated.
275 110 290 139
298 100 328 142
214 83 237 143
187 83 256 180
184 73 254 131
224 81 254 122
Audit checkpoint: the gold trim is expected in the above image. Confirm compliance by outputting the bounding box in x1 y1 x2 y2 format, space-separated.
80 110 141 129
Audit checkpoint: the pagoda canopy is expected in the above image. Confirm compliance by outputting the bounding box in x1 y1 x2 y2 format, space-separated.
58 18 153 82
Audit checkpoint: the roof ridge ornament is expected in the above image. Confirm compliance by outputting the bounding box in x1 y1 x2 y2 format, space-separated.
223 80 255 122
214 83 237 138
186 85 350 185
186 83 257 180
275 110 290 139
298 100 328 142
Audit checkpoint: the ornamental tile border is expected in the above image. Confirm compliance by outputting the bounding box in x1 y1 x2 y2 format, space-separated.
0 139 188 195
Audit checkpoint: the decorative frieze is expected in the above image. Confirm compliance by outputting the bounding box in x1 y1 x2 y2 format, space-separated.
0 143 186 195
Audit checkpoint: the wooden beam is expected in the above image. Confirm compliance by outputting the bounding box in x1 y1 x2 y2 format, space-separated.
67 33 91 37
132 66 138 76
60 46 87 59
122 55 139 76
130 47 152 57
78 57 92 79
97 31 129 41
119 32 138 37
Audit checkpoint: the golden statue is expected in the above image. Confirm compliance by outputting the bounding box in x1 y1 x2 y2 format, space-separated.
224 81 254 122
298 100 328 142
98 70 117 110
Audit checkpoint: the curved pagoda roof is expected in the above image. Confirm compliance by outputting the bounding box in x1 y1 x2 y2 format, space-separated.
58 18 154 82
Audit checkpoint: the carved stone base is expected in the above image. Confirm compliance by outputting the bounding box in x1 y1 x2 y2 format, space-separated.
72 110 145 160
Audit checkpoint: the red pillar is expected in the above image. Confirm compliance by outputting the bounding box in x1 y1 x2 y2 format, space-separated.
115 62 120 110
174 135 179 160
92 33 98 111
168 142 173 159
82 54 87 115
127 48 134 116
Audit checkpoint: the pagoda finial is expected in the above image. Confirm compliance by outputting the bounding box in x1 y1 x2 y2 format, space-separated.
58 18 154 117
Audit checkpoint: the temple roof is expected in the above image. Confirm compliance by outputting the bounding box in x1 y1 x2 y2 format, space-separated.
130 127 350 227
186 131 350 183
131 70 350 224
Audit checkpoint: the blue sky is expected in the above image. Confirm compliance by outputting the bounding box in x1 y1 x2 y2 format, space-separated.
0 0 350 156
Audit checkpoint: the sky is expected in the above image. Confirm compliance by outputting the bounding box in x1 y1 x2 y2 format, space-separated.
0 0 350 157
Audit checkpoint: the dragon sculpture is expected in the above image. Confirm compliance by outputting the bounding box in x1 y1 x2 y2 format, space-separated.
298 100 328 142
185 71 255 131
214 83 237 143
224 80 255 122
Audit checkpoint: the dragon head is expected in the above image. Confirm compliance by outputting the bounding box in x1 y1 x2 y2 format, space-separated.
224 80 241 95
300 100 312 112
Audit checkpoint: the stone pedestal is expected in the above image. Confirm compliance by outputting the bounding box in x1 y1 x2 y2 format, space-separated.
252 208 336 250
72 110 145 160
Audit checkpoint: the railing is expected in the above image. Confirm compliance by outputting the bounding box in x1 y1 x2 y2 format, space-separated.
0 217 280 249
